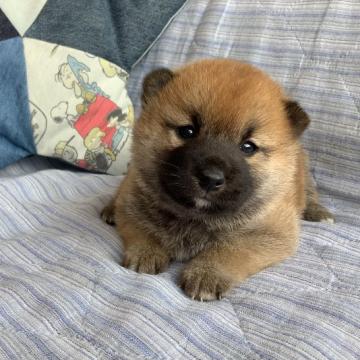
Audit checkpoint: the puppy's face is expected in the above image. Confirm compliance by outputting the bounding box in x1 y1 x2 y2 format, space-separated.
133 59 309 218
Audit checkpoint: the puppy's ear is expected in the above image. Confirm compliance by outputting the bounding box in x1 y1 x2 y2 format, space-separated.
284 100 310 137
141 68 174 106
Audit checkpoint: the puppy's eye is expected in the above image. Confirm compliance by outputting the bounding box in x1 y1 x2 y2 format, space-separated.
177 125 197 139
240 140 258 154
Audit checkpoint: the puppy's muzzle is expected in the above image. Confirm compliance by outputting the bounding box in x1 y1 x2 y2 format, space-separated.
196 166 225 192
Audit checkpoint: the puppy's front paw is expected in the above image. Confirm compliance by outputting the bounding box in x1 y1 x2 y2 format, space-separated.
101 205 115 225
303 204 335 224
122 246 170 275
180 265 232 301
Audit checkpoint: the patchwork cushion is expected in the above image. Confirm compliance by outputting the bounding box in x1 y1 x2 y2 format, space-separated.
0 0 187 174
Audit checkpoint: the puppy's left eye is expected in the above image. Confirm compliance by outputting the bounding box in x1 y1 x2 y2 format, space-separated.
240 140 258 154
177 125 197 139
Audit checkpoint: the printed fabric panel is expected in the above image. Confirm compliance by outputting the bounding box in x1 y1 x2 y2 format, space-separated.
24 39 133 175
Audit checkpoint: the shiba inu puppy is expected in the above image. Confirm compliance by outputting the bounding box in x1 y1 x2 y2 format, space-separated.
102 59 334 300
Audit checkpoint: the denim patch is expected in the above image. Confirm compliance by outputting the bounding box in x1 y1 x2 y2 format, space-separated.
0 9 18 40
0 37 35 168
25 0 187 70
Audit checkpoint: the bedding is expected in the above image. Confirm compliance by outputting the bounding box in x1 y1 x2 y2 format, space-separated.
0 0 360 359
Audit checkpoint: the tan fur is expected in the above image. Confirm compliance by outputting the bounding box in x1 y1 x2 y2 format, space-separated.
101 59 333 300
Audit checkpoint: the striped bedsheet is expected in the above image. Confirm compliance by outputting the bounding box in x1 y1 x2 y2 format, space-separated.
1 1 359 359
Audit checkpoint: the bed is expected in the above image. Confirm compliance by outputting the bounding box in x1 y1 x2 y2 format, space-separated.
1 1 359 359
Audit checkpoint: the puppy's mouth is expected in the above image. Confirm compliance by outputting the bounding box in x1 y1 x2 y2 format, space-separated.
194 197 212 209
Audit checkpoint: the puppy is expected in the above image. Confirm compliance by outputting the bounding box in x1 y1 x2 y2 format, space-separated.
102 59 334 301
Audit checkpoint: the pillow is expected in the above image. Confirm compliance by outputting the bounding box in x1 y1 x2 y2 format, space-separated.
0 0 187 174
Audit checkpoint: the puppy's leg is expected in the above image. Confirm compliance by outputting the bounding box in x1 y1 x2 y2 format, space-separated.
101 177 129 226
101 198 116 225
101 169 134 226
302 173 334 223
180 234 295 301
117 216 170 274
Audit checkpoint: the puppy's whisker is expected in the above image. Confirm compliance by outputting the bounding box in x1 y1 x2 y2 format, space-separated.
167 181 189 190
167 181 183 187
168 173 181 179
159 160 180 171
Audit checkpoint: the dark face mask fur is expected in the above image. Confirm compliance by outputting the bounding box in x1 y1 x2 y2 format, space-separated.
101 59 334 301
158 134 256 218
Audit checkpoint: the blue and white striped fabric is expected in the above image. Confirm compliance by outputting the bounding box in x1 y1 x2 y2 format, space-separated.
1 1 359 358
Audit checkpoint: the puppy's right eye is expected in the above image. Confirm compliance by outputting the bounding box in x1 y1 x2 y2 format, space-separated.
177 125 197 139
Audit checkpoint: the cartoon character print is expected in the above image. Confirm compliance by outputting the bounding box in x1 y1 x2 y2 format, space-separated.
29 101 47 145
83 127 115 172
55 55 108 115
54 136 79 164
53 135 94 170
73 96 118 146
106 105 134 153
99 58 128 81
51 53 133 173
50 101 77 127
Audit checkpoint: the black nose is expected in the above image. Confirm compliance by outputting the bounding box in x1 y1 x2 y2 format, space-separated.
197 167 225 192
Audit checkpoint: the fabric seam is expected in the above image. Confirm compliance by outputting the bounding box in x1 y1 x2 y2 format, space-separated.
131 0 192 70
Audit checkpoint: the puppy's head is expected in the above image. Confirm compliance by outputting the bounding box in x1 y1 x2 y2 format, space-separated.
133 59 309 219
